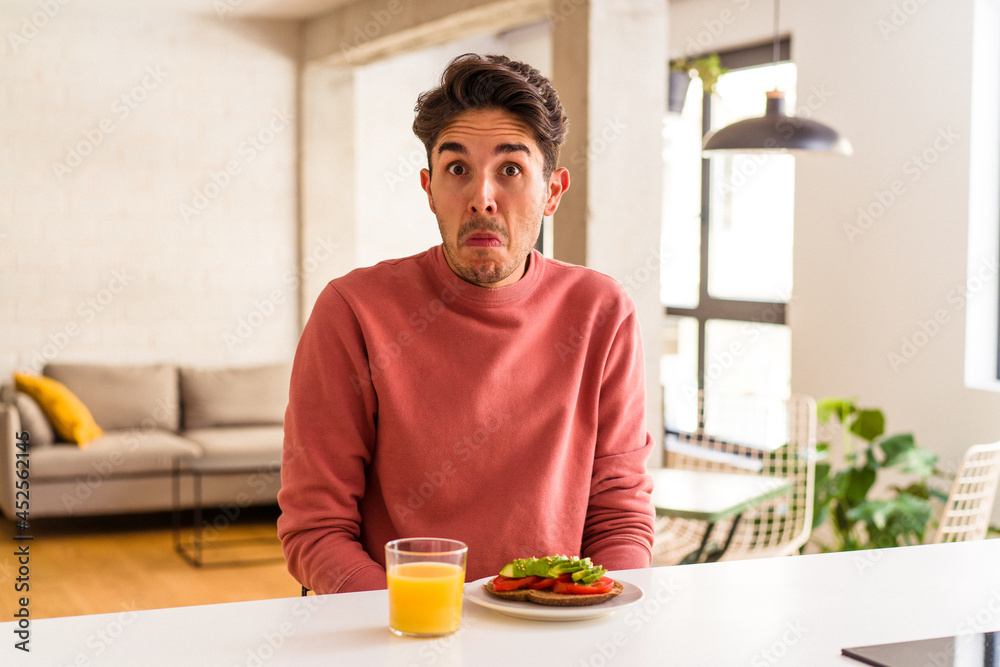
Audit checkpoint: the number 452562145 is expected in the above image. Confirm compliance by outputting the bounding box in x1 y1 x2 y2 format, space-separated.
15 431 29 525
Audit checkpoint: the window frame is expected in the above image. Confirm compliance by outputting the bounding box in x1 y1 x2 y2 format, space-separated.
665 38 792 391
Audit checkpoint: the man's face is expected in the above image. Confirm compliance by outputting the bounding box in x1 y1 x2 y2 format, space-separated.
420 108 569 288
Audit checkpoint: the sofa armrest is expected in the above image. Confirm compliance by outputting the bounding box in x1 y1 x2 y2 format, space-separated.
0 402 22 521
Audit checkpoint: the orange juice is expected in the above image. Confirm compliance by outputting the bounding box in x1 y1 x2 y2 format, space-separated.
387 561 465 636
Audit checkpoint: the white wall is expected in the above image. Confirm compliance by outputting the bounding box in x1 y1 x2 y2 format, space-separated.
792 0 1000 473
669 0 1000 509
0 9 301 376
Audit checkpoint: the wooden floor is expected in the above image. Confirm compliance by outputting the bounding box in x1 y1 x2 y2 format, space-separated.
1 506 300 619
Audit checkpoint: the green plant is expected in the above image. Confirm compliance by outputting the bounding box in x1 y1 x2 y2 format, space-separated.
811 397 948 552
671 54 727 93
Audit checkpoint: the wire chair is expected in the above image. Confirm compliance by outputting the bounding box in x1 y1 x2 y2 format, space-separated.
653 392 817 565
933 441 1000 543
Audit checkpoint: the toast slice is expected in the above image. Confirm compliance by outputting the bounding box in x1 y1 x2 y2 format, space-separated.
484 579 624 607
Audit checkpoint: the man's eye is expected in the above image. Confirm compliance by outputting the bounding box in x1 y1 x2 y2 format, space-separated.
501 165 521 177
446 164 467 176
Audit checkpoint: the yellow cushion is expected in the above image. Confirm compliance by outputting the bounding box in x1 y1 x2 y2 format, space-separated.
13 373 103 447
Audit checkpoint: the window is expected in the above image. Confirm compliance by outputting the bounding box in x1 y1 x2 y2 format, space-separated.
661 41 795 433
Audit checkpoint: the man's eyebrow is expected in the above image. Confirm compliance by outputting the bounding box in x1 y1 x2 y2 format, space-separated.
495 143 531 156
437 141 465 155
435 142 531 157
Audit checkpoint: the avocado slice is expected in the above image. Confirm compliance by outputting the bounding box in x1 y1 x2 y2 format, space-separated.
498 555 606 583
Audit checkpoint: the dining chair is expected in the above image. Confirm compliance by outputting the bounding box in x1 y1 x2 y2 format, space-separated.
933 441 1000 544
652 391 817 566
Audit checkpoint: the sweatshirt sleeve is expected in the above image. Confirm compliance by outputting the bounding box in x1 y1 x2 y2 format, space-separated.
276 283 386 594
581 305 656 570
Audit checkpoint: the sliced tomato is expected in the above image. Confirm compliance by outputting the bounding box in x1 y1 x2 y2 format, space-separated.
527 573 573 589
552 576 615 595
491 575 542 591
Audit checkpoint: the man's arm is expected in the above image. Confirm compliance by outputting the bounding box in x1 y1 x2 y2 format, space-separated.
276 284 386 594
582 306 656 570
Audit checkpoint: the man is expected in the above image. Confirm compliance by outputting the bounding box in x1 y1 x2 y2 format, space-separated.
277 53 654 594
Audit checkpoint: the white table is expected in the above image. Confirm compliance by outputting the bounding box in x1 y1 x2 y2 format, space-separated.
4 540 999 666
650 467 792 563
650 468 791 522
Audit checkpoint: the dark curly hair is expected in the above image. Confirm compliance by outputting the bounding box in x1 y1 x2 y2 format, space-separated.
412 53 568 177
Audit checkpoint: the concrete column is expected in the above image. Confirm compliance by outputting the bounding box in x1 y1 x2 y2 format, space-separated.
304 0 549 66
550 1 590 267
552 0 668 461
300 62 357 322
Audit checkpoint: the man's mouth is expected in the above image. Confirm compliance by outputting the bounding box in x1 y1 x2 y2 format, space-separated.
463 232 503 248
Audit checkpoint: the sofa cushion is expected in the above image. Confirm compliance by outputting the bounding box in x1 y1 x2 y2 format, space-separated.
45 363 180 432
182 426 284 459
29 429 203 481
14 391 56 447
180 362 290 430
14 373 104 446
2 384 56 448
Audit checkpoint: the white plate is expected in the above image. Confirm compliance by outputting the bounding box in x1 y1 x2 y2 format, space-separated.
464 577 644 621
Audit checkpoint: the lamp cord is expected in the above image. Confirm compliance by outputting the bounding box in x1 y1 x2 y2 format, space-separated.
772 0 780 66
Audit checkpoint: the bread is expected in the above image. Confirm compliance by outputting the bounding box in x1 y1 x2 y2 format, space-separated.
484 579 624 607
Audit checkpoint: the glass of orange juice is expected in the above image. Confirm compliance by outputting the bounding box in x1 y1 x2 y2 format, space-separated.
385 537 467 638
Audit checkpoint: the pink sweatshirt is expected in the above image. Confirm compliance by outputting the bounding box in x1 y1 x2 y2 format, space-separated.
277 245 654 594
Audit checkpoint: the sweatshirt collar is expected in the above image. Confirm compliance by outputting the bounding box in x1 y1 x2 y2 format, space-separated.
428 244 544 307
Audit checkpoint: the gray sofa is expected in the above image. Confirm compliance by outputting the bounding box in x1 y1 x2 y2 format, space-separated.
0 361 289 520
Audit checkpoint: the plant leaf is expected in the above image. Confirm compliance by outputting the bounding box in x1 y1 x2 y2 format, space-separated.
929 487 950 503
849 495 934 547
848 500 892 529
864 445 879 469
878 433 916 466
850 409 884 442
817 397 855 425
896 482 930 500
812 503 830 531
814 461 832 489
904 448 937 477
840 466 877 505
886 494 933 541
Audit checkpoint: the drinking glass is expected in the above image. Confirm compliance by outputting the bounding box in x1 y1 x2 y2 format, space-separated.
385 537 467 638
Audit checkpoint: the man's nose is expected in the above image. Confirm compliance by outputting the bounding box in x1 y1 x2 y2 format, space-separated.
469 173 497 215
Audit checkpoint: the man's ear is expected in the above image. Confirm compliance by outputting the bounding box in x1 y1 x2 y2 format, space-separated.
420 168 435 214
543 167 570 217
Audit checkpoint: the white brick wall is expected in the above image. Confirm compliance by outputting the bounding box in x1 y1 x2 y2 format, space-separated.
0 9 301 377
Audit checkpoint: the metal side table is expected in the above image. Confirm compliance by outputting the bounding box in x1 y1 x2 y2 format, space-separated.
171 453 283 567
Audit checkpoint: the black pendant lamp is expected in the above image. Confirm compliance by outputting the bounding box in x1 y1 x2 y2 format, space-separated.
702 0 852 156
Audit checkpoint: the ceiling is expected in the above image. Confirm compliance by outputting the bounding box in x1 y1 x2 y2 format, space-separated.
1 0 357 19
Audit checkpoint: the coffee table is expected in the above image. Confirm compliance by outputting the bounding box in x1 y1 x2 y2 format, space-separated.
171 453 283 567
